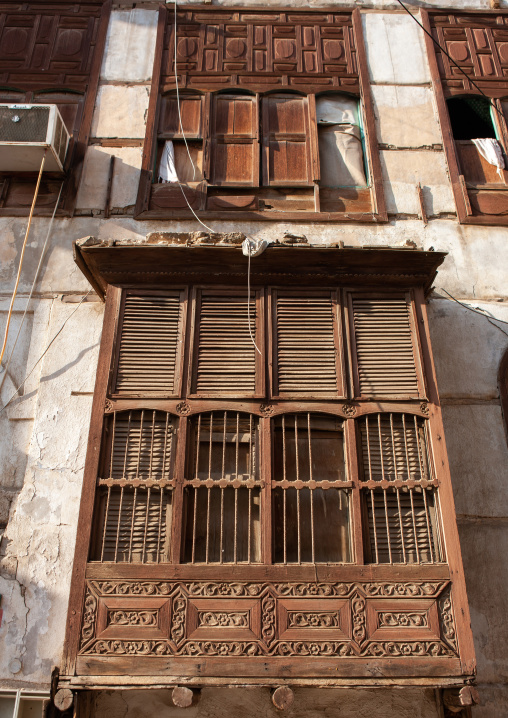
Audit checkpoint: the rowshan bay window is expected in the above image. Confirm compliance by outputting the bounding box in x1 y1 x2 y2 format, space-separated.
422 10 508 225
62 239 475 690
135 6 386 221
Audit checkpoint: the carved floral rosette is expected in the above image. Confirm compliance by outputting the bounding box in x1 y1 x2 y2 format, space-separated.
80 580 457 660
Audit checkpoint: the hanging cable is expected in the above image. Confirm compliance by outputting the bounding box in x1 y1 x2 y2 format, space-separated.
0 182 64 393
394 0 506 125
0 290 92 414
246 242 262 356
0 149 48 368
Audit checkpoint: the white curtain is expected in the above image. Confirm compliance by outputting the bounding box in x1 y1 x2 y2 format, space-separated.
316 97 367 188
472 138 505 179
158 140 178 183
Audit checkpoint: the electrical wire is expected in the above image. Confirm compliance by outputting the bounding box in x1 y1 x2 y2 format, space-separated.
0 182 64 394
247 243 262 356
438 288 508 337
394 0 506 125
0 290 92 414
174 0 197 180
0 149 48 368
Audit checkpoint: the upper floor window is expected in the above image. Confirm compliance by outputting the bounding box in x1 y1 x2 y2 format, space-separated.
0 1 110 216
135 6 386 222
422 10 508 225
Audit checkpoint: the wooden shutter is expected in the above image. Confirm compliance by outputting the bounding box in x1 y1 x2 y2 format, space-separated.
158 94 203 137
271 290 343 398
349 293 422 398
211 94 259 186
189 290 264 397
113 290 186 397
262 94 313 186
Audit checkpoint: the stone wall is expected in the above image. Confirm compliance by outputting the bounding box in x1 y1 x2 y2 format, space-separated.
0 4 507 717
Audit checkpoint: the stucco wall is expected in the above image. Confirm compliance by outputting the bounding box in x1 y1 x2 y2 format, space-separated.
0 4 507 717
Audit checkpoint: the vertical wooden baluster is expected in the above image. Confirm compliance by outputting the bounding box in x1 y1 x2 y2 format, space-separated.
110 412 116 479
195 414 201 479
129 487 137 562
220 412 226 563
377 414 385 482
136 410 145 478
370 489 378 563
248 486 252 563
149 410 156 480
222 411 227 479
365 416 373 481
383 489 392 563
162 413 170 481
422 488 434 562
123 411 132 479
192 414 201 564
295 415 301 564
156 486 163 563
114 486 124 562
402 414 411 480
409 487 420 563
236 412 240 479
282 415 287 564
100 487 111 562
390 413 398 482
206 413 212 564
208 412 213 480
414 415 425 480
396 487 406 563
142 487 150 563
308 413 315 563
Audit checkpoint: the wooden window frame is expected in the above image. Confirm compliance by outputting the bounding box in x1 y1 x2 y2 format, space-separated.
0 0 111 217
422 9 508 226
135 6 387 222
61 275 475 687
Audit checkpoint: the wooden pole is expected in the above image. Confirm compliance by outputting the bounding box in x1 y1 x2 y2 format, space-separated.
272 687 294 711
172 686 193 708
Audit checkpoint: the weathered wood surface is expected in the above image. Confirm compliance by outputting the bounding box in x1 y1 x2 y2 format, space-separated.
272 687 294 710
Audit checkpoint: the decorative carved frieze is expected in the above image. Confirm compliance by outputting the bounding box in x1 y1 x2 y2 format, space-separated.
287 612 340 628
80 579 456 660
378 612 428 628
198 611 249 628
108 610 158 627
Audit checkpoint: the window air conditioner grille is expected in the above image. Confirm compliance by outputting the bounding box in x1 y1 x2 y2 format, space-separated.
0 107 50 142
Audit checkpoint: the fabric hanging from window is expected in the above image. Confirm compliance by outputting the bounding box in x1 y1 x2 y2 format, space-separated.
472 137 505 179
316 96 367 188
158 139 178 183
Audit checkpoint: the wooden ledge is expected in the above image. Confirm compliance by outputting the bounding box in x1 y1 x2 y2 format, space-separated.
73 235 446 301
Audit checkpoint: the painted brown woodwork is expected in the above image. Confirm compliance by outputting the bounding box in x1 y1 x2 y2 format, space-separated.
422 10 508 225
0 0 110 216
62 244 475 688
135 6 386 222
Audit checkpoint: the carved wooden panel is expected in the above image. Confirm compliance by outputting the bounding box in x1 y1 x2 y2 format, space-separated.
79 579 457 665
0 3 104 93
162 8 359 92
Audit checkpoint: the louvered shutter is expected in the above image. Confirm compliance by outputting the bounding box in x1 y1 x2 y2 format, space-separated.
113 291 185 396
190 290 264 397
272 290 343 398
262 94 313 186
349 293 422 398
211 94 259 186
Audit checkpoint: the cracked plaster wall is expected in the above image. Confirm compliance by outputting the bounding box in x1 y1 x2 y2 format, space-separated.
0 4 507 718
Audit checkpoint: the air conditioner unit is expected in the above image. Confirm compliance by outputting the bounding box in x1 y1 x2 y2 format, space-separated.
0 104 70 172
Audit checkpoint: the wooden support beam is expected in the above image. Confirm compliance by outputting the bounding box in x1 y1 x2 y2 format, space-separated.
172 686 193 708
272 687 294 711
54 689 74 712
443 686 480 712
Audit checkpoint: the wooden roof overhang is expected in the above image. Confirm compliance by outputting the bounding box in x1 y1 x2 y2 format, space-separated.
73 235 446 299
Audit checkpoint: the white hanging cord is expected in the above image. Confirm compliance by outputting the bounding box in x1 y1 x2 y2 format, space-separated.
0 290 92 414
174 0 197 180
246 242 262 356
0 149 48 368
0 182 64 393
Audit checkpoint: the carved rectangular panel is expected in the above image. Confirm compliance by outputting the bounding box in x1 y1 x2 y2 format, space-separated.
162 8 359 90
79 579 457 666
0 3 103 92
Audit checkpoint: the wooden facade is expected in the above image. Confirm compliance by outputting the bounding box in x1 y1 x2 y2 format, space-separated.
0 0 110 216
60 241 476 690
423 10 508 225
134 6 387 222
